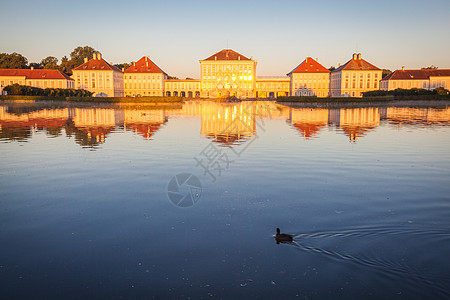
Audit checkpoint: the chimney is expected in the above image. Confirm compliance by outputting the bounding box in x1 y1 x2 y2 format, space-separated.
133 62 136 66
402 66 405 71
145 56 147 61
338 63 341 67
352 53 357 60
31 66 34 70
84 57 88 63
306 57 308 62
97 52 102 60
93 53 97 60
122 67 125 72
357 53 361 60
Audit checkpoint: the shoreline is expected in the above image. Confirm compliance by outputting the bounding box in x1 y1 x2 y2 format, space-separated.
277 99 450 108
1 95 450 108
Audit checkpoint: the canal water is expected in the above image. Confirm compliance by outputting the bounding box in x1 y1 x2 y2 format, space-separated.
1 101 449 299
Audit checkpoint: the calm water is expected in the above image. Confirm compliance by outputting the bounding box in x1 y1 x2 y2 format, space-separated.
1 101 450 299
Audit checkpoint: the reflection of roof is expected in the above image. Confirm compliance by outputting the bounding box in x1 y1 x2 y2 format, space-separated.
126 123 164 139
73 57 122 72
382 69 450 81
124 56 166 74
288 57 330 74
0 69 73 80
202 49 251 61
334 54 380 72
292 123 325 139
339 126 376 143
203 133 253 147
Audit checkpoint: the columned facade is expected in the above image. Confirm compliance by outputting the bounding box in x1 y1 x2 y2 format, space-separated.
200 49 257 99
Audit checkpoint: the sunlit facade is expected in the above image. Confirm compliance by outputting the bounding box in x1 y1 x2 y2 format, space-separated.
200 49 257 98
165 79 200 97
287 57 330 97
124 56 167 97
380 68 450 91
255 77 290 98
0 68 74 94
72 52 124 97
330 53 382 97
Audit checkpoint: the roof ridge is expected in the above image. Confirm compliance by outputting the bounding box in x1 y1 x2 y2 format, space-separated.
288 57 330 74
202 49 251 61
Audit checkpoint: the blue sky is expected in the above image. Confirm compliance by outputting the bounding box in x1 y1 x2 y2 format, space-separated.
1 0 449 78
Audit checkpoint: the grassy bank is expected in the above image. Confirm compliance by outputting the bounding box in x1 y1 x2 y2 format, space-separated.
276 96 395 103
276 94 450 103
0 95 184 103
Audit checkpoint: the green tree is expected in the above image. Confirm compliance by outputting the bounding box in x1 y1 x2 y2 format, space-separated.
422 65 438 69
114 62 132 71
70 46 96 68
328 66 336 71
382 69 392 78
0 52 28 69
29 62 43 69
41 56 58 69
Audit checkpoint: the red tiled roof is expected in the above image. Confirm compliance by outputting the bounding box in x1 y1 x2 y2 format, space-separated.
203 49 251 61
334 54 380 72
72 56 122 72
381 69 450 81
0 69 73 80
124 56 167 74
288 57 330 74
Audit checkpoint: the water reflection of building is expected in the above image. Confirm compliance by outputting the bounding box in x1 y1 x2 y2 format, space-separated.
67 108 116 145
123 110 167 139
287 107 381 142
289 108 329 139
2 104 450 146
339 108 380 143
200 102 256 146
386 107 450 126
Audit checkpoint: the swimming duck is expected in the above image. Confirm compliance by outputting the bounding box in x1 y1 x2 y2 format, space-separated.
275 228 293 244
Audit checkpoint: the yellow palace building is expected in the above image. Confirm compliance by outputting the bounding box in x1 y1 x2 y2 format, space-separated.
124 56 167 97
200 49 257 98
72 52 124 97
0 68 74 94
330 53 382 97
287 57 330 97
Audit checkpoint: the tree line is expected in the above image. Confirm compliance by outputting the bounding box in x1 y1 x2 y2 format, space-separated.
0 46 134 76
3 83 93 97
363 87 449 97
0 48 441 79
